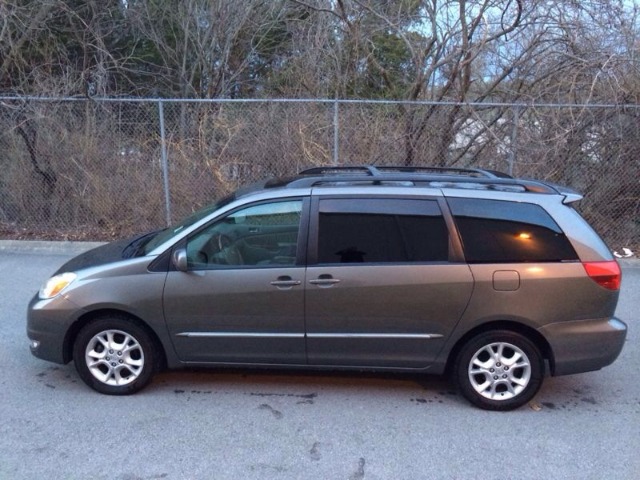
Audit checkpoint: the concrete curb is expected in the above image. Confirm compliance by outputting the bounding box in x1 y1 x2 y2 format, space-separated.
0 240 106 256
618 258 640 268
0 239 638 266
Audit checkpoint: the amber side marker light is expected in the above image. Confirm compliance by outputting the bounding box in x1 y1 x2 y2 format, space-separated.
39 272 77 299
517 232 532 240
583 261 621 290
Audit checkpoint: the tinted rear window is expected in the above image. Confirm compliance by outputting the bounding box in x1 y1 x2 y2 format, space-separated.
448 198 578 263
318 199 448 263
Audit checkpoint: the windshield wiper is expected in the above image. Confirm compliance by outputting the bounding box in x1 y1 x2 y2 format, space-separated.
121 230 161 259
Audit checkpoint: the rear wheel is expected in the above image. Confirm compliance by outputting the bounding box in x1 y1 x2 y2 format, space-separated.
454 330 544 411
73 316 157 395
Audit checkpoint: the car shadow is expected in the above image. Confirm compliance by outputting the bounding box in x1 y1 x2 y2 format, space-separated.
150 366 462 405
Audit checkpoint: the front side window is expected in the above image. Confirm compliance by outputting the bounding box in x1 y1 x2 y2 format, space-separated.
317 199 448 264
448 198 578 263
142 195 235 254
186 200 303 269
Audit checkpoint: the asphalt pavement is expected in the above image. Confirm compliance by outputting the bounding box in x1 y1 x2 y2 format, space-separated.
0 244 638 479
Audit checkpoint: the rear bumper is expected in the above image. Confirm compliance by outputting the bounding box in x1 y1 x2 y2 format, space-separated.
539 317 627 376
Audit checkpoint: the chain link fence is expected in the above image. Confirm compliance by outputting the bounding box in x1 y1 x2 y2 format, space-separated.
0 97 638 252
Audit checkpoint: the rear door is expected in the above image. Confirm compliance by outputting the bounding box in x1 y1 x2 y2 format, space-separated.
304 195 474 368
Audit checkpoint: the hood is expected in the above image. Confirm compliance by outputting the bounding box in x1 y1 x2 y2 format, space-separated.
54 231 158 274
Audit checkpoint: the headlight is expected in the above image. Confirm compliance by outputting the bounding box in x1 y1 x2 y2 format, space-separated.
39 272 77 299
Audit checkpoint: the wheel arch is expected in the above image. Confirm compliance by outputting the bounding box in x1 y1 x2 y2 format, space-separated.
63 309 167 370
445 320 554 375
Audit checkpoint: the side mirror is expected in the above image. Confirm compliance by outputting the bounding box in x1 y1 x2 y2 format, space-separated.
172 248 188 272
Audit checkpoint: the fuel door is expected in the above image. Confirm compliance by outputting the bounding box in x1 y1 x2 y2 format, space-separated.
493 270 520 291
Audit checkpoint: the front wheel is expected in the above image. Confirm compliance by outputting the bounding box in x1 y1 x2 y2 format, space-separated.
72 316 157 395
454 330 544 411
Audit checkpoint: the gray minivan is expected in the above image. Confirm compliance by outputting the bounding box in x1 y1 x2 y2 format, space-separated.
27 166 626 410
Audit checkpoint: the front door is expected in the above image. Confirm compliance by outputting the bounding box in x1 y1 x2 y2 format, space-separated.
163 198 308 364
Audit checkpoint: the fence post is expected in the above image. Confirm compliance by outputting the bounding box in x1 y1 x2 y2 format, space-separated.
158 99 172 226
333 100 339 165
508 105 520 177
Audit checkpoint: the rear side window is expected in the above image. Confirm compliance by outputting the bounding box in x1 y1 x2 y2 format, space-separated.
317 199 448 264
448 198 578 263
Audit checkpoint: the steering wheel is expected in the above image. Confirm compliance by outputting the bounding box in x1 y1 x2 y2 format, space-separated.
215 234 244 265
217 233 232 251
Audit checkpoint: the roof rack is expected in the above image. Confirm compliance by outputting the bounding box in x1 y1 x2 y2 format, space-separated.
299 165 508 179
286 165 567 195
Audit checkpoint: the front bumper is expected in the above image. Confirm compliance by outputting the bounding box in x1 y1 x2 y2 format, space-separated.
539 317 627 376
27 293 80 364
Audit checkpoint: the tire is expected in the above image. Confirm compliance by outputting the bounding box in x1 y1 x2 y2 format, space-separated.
454 330 544 411
72 315 157 395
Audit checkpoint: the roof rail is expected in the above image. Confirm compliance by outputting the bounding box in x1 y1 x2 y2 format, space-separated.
298 165 509 179
285 165 569 196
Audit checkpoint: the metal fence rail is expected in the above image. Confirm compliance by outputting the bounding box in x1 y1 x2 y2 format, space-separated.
0 96 638 252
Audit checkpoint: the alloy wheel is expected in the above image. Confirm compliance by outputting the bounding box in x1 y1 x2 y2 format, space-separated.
85 329 145 386
468 341 531 401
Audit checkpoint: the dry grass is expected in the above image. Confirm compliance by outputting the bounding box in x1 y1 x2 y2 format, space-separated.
0 100 637 250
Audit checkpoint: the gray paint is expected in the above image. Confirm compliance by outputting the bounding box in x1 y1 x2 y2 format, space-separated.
27 176 627 401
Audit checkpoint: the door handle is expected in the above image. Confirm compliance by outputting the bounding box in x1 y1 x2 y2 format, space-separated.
270 276 301 288
309 274 341 287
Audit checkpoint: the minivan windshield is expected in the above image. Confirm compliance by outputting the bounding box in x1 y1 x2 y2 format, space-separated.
142 195 234 254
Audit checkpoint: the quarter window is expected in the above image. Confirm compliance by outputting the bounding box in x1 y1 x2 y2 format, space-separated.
448 198 578 263
317 199 448 264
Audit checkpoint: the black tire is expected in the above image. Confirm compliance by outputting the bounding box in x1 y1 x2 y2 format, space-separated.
453 330 544 411
72 315 158 395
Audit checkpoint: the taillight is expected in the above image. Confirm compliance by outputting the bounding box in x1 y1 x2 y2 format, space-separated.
583 261 621 290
